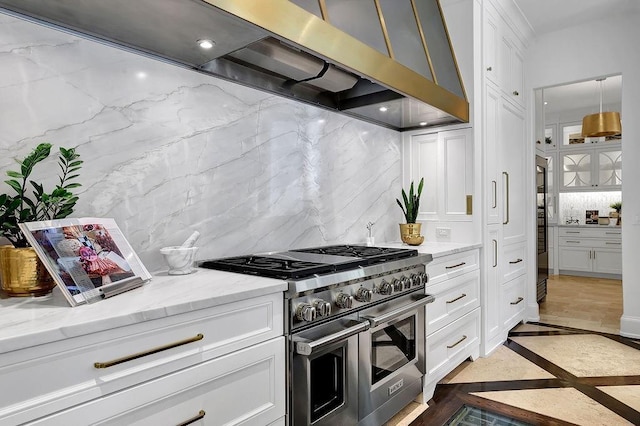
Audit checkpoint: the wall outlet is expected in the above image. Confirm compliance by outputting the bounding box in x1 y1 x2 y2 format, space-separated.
436 227 451 237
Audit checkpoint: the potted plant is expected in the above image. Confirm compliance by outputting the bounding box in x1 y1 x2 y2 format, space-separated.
0 143 82 296
396 178 424 245
610 201 622 226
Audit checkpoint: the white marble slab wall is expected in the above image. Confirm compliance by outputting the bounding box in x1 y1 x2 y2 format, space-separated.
0 12 404 272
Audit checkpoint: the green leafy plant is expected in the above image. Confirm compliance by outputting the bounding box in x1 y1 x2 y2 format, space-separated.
610 201 622 212
0 143 82 247
396 178 424 223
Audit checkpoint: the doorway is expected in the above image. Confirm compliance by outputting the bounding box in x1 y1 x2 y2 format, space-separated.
534 75 623 333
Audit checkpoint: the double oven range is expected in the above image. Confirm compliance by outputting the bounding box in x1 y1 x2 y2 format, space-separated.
201 245 433 426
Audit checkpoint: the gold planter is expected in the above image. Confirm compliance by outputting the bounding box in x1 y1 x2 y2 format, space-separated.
0 246 56 297
399 223 424 246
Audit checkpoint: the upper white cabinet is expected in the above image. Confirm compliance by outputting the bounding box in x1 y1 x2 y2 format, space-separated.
404 128 473 222
485 85 501 225
483 1 525 108
561 147 622 191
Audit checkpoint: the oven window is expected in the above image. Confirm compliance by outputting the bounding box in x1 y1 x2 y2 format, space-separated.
310 348 345 423
371 316 415 384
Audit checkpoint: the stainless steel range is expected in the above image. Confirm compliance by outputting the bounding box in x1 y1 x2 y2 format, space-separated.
200 245 433 426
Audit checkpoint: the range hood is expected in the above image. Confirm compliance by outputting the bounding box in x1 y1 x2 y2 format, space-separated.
0 0 469 131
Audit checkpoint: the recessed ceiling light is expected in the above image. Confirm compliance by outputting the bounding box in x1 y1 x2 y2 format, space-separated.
136 72 147 79
544 101 548 105
379 106 388 112
419 121 427 126
197 39 215 49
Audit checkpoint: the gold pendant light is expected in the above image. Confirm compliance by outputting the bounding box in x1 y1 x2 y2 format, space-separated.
582 78 621 137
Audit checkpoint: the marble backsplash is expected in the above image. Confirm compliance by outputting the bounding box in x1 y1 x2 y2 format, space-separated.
559 191 622 224
0 12 404 272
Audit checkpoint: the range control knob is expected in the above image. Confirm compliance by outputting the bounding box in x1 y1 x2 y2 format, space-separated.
335 292 354 309
313 300 332 317
378 279 393 295
391 278 403 292
410 273 419 286
295 303 316 322
419 272 429 285
401 275 411 290
355 287 373 302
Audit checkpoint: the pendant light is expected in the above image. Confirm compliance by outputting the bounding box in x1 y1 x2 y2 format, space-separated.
582 78 621 137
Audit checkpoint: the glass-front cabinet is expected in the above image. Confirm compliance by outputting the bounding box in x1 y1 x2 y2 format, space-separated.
561 148 622 190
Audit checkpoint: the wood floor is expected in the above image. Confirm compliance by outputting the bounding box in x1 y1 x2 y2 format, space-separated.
539 274 623 334
392 274 629 426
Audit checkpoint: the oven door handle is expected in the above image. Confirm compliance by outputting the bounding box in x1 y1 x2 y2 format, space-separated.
294 321 369 356
362 294 435 328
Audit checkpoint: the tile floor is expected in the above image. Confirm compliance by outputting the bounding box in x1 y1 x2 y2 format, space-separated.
384 275 638 426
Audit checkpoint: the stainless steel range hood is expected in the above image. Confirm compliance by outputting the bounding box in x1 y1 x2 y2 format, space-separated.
0 0 468 131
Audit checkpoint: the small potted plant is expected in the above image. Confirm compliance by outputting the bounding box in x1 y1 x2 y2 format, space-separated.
396 178 424 245
610 201 622 226
0 143 82 296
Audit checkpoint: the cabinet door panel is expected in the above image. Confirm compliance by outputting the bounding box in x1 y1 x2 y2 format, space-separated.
562 152 592 188
500 100 526 244
597 150 622 187
483 4 499 86
593 248 622 275
485 86 500 224
558 247 591 272
443 130 473 218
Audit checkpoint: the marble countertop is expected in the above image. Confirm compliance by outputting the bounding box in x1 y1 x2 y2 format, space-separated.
378 241 482 258
554 224 621 229
0 240 479 354
0 269 287 354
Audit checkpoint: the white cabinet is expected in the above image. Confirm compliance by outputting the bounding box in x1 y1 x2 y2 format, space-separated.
482 2 499 87
499 26 525 108
423 249 480 401
0 293 285 426
558 227 622 276
404 127 473 222
500 99 527 245
485 85 501 225
561 147 622 191
483 226 502 355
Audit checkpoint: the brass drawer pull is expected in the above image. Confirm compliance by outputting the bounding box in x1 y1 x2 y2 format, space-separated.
566 231 580 234
510 297 524 305
446 293 467 304
606 242 621 245
566 240 580 244
509 258 523 264
94 334 204 369
447 335 467 349
445 262 466 269
178 410 206 426
605 232 621 235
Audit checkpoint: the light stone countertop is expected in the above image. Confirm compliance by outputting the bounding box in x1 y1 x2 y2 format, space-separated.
0 268 287 354
0 241 479 354
555 224 621 229
378 241 482 258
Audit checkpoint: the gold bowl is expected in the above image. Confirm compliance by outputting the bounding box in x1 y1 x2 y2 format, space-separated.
404 234 424 246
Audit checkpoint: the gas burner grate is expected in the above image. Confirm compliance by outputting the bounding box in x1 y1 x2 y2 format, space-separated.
292 245 417 264
199 255 336 279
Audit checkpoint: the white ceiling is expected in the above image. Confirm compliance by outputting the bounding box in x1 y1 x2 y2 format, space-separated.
513 0 639 36
512 0 631 114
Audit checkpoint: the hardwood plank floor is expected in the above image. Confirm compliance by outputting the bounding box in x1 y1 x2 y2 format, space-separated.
539 274 622 334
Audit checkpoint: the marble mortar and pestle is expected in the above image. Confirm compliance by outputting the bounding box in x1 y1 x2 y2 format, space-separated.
160 231 200 275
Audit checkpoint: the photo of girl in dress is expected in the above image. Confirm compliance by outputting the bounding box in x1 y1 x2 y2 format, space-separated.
30 223 135 295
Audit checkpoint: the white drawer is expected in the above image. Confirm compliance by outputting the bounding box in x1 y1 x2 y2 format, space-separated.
426 249 479 286
426 269 480 334
502 242 526 282
559 227 621 239
501 275 526 331
425 309 480 384
0 293 283 426
30 337 286 426
559 237 622 249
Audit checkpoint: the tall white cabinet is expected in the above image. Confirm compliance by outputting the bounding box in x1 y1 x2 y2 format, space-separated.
480 0 531 355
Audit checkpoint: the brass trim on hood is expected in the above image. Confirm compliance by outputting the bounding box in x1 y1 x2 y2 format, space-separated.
203 0 469 124
436 0 468 102
374 0 394 60
411 0 438 86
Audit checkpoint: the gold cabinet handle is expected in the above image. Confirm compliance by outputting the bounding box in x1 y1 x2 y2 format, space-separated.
487 66 493 71
492 239 498 267
513 90 519 96
445 262 466 269
94 334 204 369
447 335 467 349
509 258 523 264
510 297 524 305
446 293 467 304
502 171 509 225
606 242 621 245
177 410 206 426
566 240 581 244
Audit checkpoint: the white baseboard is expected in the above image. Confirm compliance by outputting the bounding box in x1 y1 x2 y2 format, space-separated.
620 315 640 338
